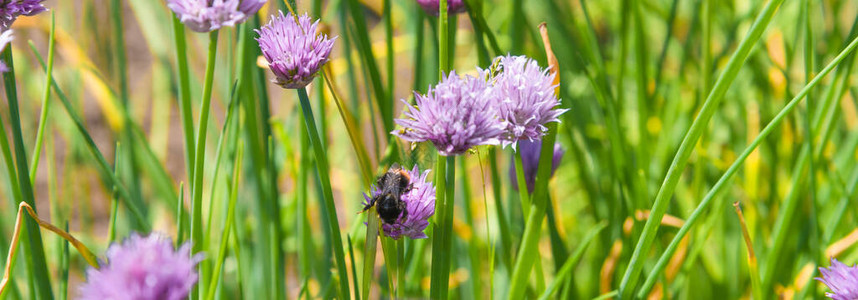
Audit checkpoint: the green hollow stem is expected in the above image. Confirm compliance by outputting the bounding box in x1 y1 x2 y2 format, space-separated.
514 150 531 214
28 12 56 184
636 32 858 297
362 208 380 300
430 154 448 298
206 143 243 300
439 156 457 299
171 14 196 181
297 87 351 300
4 46 54 300
618 0 785 296
190 30 219 298
439 0 449 74
508 123 558 300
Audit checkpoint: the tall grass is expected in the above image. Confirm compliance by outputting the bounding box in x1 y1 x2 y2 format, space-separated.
0 0 857 299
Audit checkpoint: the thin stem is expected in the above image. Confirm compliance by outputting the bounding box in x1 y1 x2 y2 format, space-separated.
439 0 449 74
507 123 558 299
172 14 196 182
297 87 351 300
108 143 122 243
514 150 531 214
430 154 448 298
29 12 56 184
362 209 380 300
190 30 219 298
206 143 243 300
3 45 54 300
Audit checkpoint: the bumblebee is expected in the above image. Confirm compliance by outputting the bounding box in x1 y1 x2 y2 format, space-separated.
361 164 412 224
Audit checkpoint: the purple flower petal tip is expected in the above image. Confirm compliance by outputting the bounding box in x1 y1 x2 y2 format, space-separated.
816 258 858 300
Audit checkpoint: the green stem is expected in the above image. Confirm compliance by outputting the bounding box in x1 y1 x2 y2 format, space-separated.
508 123 558 299
439 0 449 74
297 87 351 300
206 143 243 300
514 150 531 214
191 30 219 298
108 143 122 243
438 156 457 299
172 14 196 181
619 0 785 296
362 209 380 300
636 32 858 297
29 12 56 184
3 45 54 300
430 154 448 298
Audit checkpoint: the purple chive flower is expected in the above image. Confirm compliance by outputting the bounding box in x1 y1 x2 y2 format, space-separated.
509 139 564 193
364 165 436 240
167 0 266 33
79 233 202 300
0 0 46 30
394 71 506 156
415 0 466 16
488 55 568 149
0 29 12 73
816 258 858 300
256 11 336 89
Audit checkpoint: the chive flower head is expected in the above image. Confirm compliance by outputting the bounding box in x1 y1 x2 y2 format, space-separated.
509 139 564 193
167 0 266 33
415 0 466 16
0 0 46 29
816 258 858 300
364 165 435 240
79 233 202 300
256 11 336 89
487 55 567 149
394 71 506 156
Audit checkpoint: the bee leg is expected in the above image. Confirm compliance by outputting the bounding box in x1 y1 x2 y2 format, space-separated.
358 197 377 214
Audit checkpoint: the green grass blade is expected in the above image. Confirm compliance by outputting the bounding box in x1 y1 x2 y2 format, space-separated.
637 33 858 296
3 46 54 300
619 0 786 296
539 222 606 300
190 30 219 299
297 87 351 299
362 209 380 300
206 142 243 300
28 12 56 184
30 43 150 230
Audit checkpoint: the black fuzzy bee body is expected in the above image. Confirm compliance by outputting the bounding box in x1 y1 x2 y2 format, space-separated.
362 164 412 225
